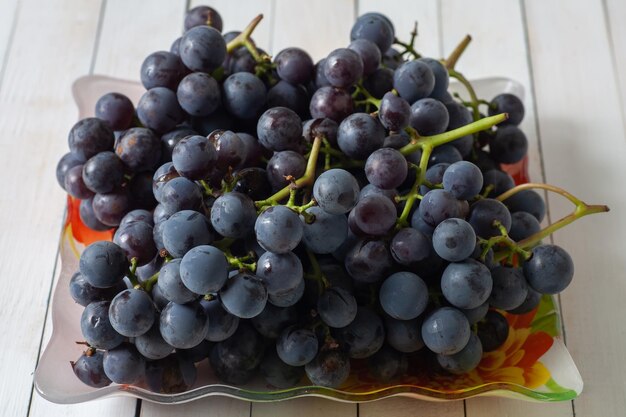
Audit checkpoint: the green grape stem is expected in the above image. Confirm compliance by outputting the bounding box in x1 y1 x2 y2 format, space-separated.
493 183 609 261
127 257 159 291
444 34 472 70
255 136 323 208
449 68 481 121
226 14 264 55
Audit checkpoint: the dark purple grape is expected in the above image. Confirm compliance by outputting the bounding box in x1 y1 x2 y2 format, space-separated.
385 317 424 353
369 346 408 382
489 125 528 164
95 92 135 131
176 72 221 117
266 150 306 190
393 60 435 103
477 310 509 352
160 126 197 163
468 198 512 238
160 300 209 349
379 92 411 131
257 107 302 152
140 51 186 91
79 198 110 231
337 112 385 159
219 272 268 319
445 102 474 157
56 152 83 190
115 127 162 172
156 259 197 304
69 272 125 306
350 13 394 53
351 194 396 236
162 210 214 258
348 38 381 76
170 37 182 56
72 351 111 388
68 118 114 162
334 306 384 359
201 298 239 342
324 48 363 88
344 239 392 283
172 135 217 179
428 144 462 167
192 108 234 136
410 98 450 135
137 87 185 134
232 167 272 200
418 189 464 227
489 93 524 126
390 227 430 265
502 189 546 222
184 5 223 31
251 304 298 339
267 80 309 118
80 301 124 349
179 25 226 72
363 67 394 99
380 272 429 320
382 47 403 69
489 266 529 310
419 57 449 100
145 354 197 394
109 288 156 337
482 169 515 198
82 151 125 194
509 211 541 241
275 47 314 85
222 72 266 119
103 343 145 384
208 130 246 170
92 190 131 227
64 164 94 199
309 86 354 122
524 244 574 294
313 58 331 88
442 161 483 200
113 220 157 265
210 192 257 239
365 147 408 190
302 118 338 146
129 171 158 210
508 288 542 315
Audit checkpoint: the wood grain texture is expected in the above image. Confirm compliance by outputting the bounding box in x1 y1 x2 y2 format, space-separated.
0 0 132 416
604 0 626 131
93 0 187 79
270 0 355 61
141 397 251 417
524 1 626 416
359 398 463 417
253 398 355 417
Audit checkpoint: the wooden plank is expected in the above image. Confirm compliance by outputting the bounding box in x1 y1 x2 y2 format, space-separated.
0 0 19 75
524 1 626 416
0 0 136 415
93 0 186 80
253 398 355 417
190 0 273 53
360 398 463 417
141 397 250 417
358 0 442 58
271 0 355 61
604 0 626 130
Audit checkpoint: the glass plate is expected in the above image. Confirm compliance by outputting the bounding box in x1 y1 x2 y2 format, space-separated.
34 75 583 404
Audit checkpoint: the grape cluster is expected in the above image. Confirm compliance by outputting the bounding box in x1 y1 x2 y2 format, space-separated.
58 6 594 393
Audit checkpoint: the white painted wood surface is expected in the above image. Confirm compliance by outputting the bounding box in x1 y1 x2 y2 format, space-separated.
0 1 621 416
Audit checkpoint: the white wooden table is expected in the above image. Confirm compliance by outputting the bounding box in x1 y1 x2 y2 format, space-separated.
1 0 624 416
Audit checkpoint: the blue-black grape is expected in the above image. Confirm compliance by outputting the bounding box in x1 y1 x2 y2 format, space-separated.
490 125 528 164
442 161 483 200
350 13 394 53
334 307 384 359
508 288 542 315
301 206 348 254
80 301 124 350
344 239 392 283
56 152 83 190
363 67 394 99
445 102 474 157
232 167 272 200
428 144 462 167
437 333 483 374
219 271 268 318
523 244 574 294
180 245 228 295
359 183 398 204
256 251 304 307
255 206 303 254
393 60 435 103
179 25 226 72
275 47 314 85
309 86 354 122
419 57 449 100
257 106 302 152
140 51 186 91
192 108 234 136
409 98 450 135
441 259 492 309
184 5 223 31
79 241 128 288
162 210 214 258
489 266 528 310
267 80 309 118
277 326 318 366
303 118 338 146
135 322 174 360
69 272 125 306
251 304 298 338
351 194 397 236
385 317 424 353
313 169 360 215
379 272 429 320
210 323 265 384
172 135 217 180
421 307 471 355
260 349 304 389
468 198 512 238
176 72 221 117
418 189 465 228
460 302 489 325
160 176 203 212
115 127 162 172
348 38 381 76
160 300 209 349
113 220 156 265
210 192 257 239
502 189 546 222
324 48 363 88
382 47 403 69
509 211 541 241
153 162 179 203
477 310 509 352
317 287 357 328
156 259 198 304
103 343 145 384
95 92 135 131
390 227 430 265
337 112 385 159
64 164 94 199
266 150 306 191
482 169 515 198
92 190 131 227
120 209 153 227
305 350 350 388
432 218 477 262
200 298 239 342
365 147 408 190
489 93 524 126
72 350 111 388
137 87 185 134
68 118 114 162
145 353 197 394
223 72 266 119
108 288 156 337
79 198 110 231
160 127 197 163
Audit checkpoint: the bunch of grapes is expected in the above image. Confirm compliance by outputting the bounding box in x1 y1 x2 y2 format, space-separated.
58 6 608 393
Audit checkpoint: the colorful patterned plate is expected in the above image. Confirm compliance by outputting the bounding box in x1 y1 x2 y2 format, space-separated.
34 76 583 404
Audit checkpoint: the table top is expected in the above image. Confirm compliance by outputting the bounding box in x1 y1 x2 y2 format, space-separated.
2 0 625 416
